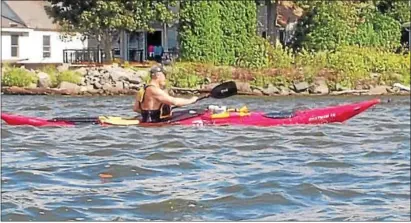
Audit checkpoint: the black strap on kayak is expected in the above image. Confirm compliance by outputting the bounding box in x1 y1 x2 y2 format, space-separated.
263 111 295 119
166 109 205 123
49 117 100 123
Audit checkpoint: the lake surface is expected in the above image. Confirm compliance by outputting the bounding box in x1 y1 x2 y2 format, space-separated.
1 95 410 221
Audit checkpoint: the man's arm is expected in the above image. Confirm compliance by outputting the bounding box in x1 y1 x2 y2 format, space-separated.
133 93 142 113
151 88 198 107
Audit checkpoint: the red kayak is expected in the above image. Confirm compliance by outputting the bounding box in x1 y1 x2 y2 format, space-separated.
1 99 380 127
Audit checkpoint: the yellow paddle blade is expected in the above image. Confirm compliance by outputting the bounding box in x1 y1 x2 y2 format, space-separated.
98 116 140 126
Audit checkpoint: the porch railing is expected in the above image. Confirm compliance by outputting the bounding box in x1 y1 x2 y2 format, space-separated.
63 48 180 64
63 48 107 64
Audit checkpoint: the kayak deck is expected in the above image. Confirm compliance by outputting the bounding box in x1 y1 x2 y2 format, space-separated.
1 99 380 127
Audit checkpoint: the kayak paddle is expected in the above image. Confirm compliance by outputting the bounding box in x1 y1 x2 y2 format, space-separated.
196 81 238 102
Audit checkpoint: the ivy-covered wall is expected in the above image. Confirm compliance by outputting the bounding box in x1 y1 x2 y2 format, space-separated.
178 1 223 64
178 1 257 65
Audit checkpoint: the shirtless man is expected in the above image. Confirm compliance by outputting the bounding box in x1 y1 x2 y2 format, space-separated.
133 65 198 123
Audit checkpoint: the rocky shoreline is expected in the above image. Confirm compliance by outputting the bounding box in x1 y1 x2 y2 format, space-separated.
1 64 410 97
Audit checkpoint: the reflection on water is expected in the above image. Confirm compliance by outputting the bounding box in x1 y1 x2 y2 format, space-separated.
1 95 410 221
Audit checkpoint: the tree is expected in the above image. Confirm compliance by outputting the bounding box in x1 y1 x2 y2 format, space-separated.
45 0 177 62
375 0 411 24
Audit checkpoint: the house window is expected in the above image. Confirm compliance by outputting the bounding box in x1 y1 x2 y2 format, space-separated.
11 35 19 57
43 35 51 58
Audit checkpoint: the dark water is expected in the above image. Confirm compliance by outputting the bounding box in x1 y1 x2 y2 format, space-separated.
1 95 410 221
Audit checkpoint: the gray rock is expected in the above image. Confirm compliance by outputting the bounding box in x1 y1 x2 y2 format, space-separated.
262 84 280 95
387 86 399 93
127 76 143 84
115 81 124 89
37 72 51 88
90 77 98 85
235 81 251 92
252 89 264 96
74 67 88 76
368 85 388 95
129 84 141 90
279 86 291 95
104 67 132 82
94 82 102 89
83 85 95 91
80 77 86 86
202 83 219 91
79 86 88 92
87 89 99 94
293 81 309 92
58 81 80 94
100 78 108 85
102 83 112 91
90 70 101 77
393 83 410 92
309 77 329 94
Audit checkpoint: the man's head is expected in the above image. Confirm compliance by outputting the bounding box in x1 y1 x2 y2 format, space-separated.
149 65 167 87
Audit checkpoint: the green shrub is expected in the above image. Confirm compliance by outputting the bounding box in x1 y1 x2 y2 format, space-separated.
1 67 38 87
57 70 82 84
294 45 410 87
39 65 59 87
168 63 205 88
236 36 294 69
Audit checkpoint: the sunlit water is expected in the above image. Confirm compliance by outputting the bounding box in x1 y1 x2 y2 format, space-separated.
1 95 410 221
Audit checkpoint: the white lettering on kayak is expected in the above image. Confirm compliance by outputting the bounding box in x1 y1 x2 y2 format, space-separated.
309 113 336 122
192 120 204 126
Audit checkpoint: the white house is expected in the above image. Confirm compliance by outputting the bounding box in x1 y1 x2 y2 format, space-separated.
1 0 87 64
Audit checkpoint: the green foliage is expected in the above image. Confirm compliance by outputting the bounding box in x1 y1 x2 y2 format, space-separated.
46 0 178 34
292 1 403 52
295 46 410 88
39 65 59 87
46 0 177 61
236 36 293 69
167 63 205 88
218 1 257 65
376 0 411 24
179 1 223 64
57 70 82 84
179 1 258 66
2 67 38 87
293 1 358 51
351 7 401 50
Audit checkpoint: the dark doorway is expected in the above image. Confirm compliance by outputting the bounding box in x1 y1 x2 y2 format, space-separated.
146 31 162 61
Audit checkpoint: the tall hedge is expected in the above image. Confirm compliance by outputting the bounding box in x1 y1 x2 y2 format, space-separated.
178 1 223 64
218 1 257 65
179 1 257 65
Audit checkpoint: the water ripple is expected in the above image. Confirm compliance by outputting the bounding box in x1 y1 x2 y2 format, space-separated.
1 95 410 221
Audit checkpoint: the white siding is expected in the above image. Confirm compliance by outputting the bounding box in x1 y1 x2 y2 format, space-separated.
1 28 87 63
1 33 12 60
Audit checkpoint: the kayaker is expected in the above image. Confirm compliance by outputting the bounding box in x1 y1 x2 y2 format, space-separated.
133 65 198 123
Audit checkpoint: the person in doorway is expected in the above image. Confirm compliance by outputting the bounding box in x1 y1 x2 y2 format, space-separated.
133 65 198 123
154 45 163 63
148 45 154 59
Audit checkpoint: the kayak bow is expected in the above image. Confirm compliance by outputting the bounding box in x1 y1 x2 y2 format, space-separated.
1 99 380 127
